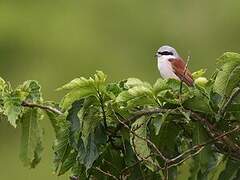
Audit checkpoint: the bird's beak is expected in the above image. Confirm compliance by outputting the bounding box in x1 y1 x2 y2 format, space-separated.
155 53 158 58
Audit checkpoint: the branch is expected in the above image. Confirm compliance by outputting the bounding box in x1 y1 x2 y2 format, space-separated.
114 111 168 162
22 101 63 115
93 167 119 180
167 125 240 168
127 108 240 160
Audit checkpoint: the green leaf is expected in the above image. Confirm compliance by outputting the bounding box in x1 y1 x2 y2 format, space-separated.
157 120 181 158
127 96 155 108
125 78 145 88
189 123 215 180
66 100 84 147
45 102 61 134
58 151 77 176
94 70 107 89
57 77 95 91
57 71 106 91
208 156 227 180
81 106 100 146
19 108 43 168
83 132 99 171
116 85 154 107
213 52 240 102
67 100 83 133
4 80 43 128
116 91 132 102
3 94 23 127
58 71 107 110
60 89 95 110
130 116 158 171
192 69 207 80
19 80 42 103
218 159 240 180
106 82 123 98
53 118 72 175
216 52 240 66
183 89 212 113
0 77 7 94
153 78 168 95
152 113 169 136
128 86 152 96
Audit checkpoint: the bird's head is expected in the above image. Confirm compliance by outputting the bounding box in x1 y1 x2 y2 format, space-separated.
155 45 180 58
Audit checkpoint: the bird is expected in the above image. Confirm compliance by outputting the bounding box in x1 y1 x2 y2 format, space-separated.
155 45 193 86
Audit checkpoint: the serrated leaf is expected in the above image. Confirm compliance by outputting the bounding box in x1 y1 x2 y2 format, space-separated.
57 77 95 91
157 120 181 158
19 80 42 103
208 156 227 180
130 116 158 171
60 89 96 110
83 132 99 171
106 83 122 98
192 69 207 80
128 86 152 96
214 52 240 102
189 123 215 180
127 96 155 108
66 100 84 147
0 77 7 94
45 102 61 134
216 52 240 66
58 150 77 176
218 159 240 180
19 108 43 168
3 95 23 127
57 71 107 92
183 89 212 113
116 91 132 102
152 113 168 136
53 118 72 174
153 78 168 95
67 100 83 132
81 106 100 146
116 85 154 106
125 78 144 88
94 70 107 86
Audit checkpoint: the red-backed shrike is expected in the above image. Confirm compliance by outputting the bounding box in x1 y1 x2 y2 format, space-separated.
156 45 193 86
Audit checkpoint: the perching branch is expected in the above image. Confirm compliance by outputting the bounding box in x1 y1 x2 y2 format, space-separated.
93 167 119 180
21 101 63 115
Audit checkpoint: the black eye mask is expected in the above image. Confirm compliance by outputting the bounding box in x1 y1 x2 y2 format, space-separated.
158 51 174 56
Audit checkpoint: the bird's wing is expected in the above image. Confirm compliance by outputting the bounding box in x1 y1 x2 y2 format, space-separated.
168 58 194 86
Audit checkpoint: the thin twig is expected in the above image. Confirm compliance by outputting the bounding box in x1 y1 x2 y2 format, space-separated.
120 159 144 175
22 101 63 115
167 125 240 167
114 112 168 162
93 167 119 180
219 87 240 116
167 147 204 169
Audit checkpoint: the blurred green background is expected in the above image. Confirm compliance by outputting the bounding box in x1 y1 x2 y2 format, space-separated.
0 0 240 179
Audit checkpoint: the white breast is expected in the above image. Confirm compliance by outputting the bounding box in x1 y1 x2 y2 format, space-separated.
157 56 180 80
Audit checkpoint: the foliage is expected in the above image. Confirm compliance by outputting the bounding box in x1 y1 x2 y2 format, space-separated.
1 53 240 179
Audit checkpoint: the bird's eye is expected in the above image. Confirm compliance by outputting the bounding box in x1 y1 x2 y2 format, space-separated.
159 51 174 55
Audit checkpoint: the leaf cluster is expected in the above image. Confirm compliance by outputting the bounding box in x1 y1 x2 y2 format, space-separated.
1 53 240 179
